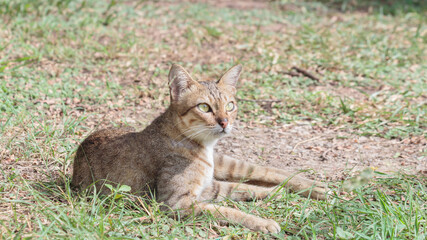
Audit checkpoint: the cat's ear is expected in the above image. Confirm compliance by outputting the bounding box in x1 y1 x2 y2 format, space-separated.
168 64 198 102
217 64 242 88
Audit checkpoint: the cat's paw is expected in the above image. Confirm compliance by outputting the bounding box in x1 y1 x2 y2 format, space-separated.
253 219 281 234
308 181 330 200
293 178 330 200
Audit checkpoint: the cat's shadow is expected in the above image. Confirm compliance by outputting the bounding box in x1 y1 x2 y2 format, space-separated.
32 175 163 212
31 176 75 203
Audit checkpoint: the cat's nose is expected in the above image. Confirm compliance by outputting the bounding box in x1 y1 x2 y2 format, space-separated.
217 118 228 129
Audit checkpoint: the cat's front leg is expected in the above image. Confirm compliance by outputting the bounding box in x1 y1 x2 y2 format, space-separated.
196 202 280 233
214 154 328 200
158 182 280 233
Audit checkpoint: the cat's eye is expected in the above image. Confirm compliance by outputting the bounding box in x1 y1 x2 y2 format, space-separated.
226 102 235 111
198 103 211 113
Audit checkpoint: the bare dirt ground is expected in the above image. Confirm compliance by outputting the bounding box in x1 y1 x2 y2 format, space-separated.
219 123 426 181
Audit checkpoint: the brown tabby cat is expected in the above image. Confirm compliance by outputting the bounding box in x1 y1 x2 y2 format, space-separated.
71 64 328 233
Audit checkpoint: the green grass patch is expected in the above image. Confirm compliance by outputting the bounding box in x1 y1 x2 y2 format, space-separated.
1 171 425 238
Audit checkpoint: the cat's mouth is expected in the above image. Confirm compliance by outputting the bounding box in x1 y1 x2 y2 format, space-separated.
218 129 227 135
211 128 230 137
218 126 232 135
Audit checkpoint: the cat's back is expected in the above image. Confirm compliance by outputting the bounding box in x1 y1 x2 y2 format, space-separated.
76 127 137 159
71 126 159 192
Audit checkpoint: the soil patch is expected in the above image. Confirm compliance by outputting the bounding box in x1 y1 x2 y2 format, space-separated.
218 122 426 181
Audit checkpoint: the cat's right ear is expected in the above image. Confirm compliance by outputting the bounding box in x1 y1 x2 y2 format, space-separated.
217 64 242 88
168 64 198 102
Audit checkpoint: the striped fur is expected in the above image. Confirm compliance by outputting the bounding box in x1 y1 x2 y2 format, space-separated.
71 64 328 233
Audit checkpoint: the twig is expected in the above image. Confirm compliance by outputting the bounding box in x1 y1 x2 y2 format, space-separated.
281 71 300 77
291 66 320 81
321 148 332 161
290 136 322 153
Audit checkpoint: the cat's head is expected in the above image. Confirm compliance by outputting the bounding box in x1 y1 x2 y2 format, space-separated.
168 64 242 146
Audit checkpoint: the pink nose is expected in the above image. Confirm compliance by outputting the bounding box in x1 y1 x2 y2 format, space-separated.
218 118 228 129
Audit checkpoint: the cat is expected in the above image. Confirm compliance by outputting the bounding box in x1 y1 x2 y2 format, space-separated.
71 64 328 233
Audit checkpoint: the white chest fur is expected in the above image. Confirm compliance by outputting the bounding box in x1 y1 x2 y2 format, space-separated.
204 145 214 178
194 145 215 197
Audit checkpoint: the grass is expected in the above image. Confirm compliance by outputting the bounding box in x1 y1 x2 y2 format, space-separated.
1 172 426 238
1 0 426 239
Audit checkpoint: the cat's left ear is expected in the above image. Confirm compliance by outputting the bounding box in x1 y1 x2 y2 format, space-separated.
217 64 242 88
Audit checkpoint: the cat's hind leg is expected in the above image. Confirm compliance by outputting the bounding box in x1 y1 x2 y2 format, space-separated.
213 154 328 200
199 180 273 202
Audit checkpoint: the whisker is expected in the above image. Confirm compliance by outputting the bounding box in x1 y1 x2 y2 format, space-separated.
176 128 210 145
172 125 206 141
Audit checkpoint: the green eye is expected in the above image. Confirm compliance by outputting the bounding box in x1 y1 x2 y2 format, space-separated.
198 103 210 113
226 102 234 111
